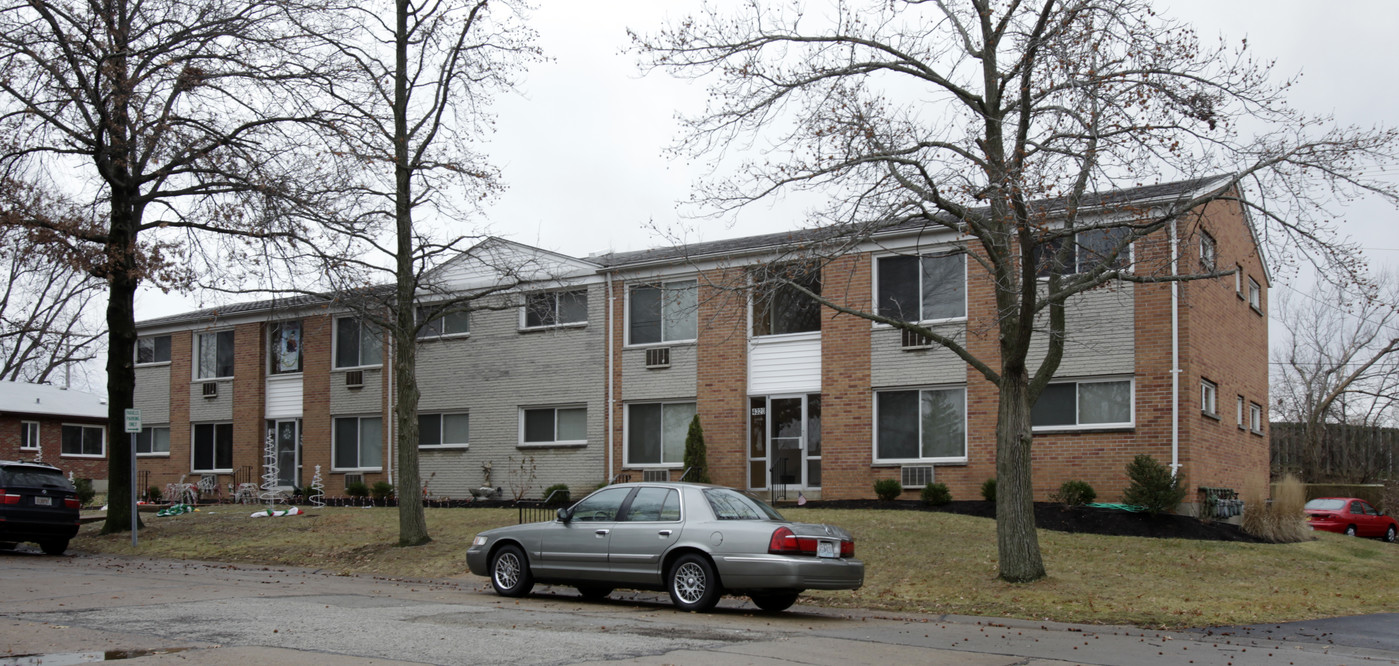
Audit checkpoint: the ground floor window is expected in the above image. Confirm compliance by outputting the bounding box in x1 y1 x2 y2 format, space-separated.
419 413 469 448
875 387 966 462
626 402 696 466
520 406 587 446
333 416 383 470
1031 378 1133 430
192 423 233 472
20 421 39 450
136 426 171 456
61 424 105 457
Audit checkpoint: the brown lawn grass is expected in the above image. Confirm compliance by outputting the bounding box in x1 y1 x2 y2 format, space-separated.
73 505 1399 628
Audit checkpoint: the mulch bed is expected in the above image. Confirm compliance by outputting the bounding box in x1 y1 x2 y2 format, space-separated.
792 499 1267 543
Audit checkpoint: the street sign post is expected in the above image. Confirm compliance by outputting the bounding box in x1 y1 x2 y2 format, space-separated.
124 409 140 547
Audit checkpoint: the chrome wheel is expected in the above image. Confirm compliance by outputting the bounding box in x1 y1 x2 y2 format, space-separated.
673 561 706 604
489 544 534 597
1386 526 1396 543
494 552 521 588
1345 525 1358 537
667 553 720 612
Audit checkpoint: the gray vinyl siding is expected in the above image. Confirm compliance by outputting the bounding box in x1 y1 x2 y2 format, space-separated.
620 344 697 401
188 379 233 421
869 323 968 388
415 284 607 499
133 366 171 423
1027 283 1136 376
330 367 384 414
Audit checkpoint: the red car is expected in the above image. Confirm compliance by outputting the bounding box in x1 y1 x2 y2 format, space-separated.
1304 497 1397 542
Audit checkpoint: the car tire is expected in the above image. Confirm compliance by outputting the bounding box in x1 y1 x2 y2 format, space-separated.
1345 525 1358 537
489 544 534 597
668 553 721 612
40 539 68 556
1386 526 1396 543
750 592 800 612
576 585 614 600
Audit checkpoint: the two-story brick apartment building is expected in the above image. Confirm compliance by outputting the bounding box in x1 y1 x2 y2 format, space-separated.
132 176 1270 505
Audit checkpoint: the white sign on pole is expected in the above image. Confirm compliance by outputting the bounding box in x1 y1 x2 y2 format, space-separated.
124 408 141 433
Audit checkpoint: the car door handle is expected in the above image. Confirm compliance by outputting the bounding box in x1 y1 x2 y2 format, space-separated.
657 529 672 537
595 529 610 536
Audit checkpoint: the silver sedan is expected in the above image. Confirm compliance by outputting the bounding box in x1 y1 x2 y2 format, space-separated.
466 482 864 612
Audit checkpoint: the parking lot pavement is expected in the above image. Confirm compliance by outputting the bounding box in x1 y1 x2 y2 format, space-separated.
1191 614 1399 654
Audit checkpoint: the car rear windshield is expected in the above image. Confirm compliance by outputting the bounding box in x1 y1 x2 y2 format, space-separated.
703 488 785 521
1304 499 1346 511
0 467 75 490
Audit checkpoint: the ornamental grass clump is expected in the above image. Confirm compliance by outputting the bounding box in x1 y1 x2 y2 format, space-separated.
1243 474 1310 543
1120 455 1185 515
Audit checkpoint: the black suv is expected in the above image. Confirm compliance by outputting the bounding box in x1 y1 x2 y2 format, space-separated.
0 460 81 555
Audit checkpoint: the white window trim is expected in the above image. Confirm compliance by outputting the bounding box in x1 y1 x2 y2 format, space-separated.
192 329 235 381
1248 278 1263 313
1237 395 1246 430
622 400 697 468
1249 402 1264 435
267 321 304 376
518 289 589 331
418 412 470 449
331 415 385 472
1200 379 1219 419
136 425 172 458
518 404 589 448
623 279 700 348
416 305 471 341
60 423 106 458
870 384 969 465
134 334 173 367
870 251 969 328
190 422 234 473
1034 226 1138 281
333 317 384 370
20 420 40 450
1032 376 1136 432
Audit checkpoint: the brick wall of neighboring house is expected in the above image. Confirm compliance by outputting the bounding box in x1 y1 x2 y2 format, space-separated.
695 268 750 491
1 416 108 482
819 254 875 499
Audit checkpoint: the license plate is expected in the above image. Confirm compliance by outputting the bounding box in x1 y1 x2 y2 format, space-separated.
34 496 51 506
817 540 836 558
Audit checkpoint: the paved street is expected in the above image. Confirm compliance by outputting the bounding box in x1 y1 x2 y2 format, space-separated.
2 549 1396 665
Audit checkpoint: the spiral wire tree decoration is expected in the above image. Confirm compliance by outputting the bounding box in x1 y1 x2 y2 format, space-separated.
260 429 284 507
309 465 325 507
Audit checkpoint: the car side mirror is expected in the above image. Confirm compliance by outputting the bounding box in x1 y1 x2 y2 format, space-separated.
556 507 572 522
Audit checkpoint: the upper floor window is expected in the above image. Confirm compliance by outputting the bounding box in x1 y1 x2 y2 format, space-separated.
418 306 470 339
877 253 965 323
61 424 105 457
1249 402 1264 435
1248 278 1262 313
136 335 171 365
1032 378 1133 430
269 321 302 374
523 289 588 329
752 265 821 336
335 317 383 369
1199 230 1217 272
1234 264 1243 295
1035 226 1132 277
629 280 698 344
20 421 39 450
1200 379 1218 418
196 330 235 379
1236 395 1246 429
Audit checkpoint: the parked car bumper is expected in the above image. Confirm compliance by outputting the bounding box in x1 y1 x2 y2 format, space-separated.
466 542 492 576
714 553 864 591
0 519 79 543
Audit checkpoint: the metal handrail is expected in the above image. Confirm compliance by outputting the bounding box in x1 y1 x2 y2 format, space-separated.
678 466 694 482
608 472 631 485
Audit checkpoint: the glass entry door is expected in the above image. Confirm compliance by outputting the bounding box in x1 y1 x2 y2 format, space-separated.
748 394 821 494
271 420 300 489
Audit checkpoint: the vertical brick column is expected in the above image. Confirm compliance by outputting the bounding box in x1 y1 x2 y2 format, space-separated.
232 322 266 477
695 268 750 489
161 331 193 486
819 254 873 499
961 246 1004 501
301 314 332 480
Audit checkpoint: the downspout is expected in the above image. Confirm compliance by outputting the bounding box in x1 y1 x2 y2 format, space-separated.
1169 218 1181 477
605 271 615 484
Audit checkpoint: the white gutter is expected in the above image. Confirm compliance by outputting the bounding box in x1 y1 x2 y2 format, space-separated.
605 272 616 484
1169 218 1181 477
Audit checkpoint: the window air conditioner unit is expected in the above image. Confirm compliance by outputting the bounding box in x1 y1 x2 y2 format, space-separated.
642 469 670 483
901 328 934 350
901 465 934 488
644 347 671 369
201 382 218 398
344 473 364 490
345 370 364 388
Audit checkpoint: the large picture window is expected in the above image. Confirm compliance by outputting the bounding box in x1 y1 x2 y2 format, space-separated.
61 424 105 457
192 423 233 472
136 426 171 456
521 406 587 446
876 253 965 322
333 416 383 470
753 265 821 336
875 387 966 462
626 402 697 465
136 335 171 364
1032 379 1133 429
419 413 469 448
417 306 470 339
523 290 588 328
196 330 235 379
629 280 698 344
335 317 383 369
270 321 302 374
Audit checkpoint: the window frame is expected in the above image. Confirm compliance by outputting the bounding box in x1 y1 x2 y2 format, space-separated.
136 425 171 457
1034 226 1135 278
333 317 384 370
191 422 233 473
873 251 968 325
417 305 470 340
1234 264 1244 297
1249 402 1264 435
1031 377 1135 432
626 279 699 346
623 401 698 467
871 385 969 464
1237 395 1246 430
1199 230 1217 272
520 289 589 330
194 329 235 380
518 405 588 448
135 334 172 365
60 423 106 458
417 412 470 449
751 265 823 338
1247 278 1262 313
268 320 303 375
332 415 384 472
20 421 40 450
1200 379 1219 419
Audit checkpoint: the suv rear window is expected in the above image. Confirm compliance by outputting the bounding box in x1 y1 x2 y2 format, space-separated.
0 467 75 490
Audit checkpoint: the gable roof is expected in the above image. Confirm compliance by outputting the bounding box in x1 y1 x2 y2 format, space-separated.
0 381 107 420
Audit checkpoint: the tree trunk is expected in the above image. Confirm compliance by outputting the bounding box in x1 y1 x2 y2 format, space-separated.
101 198 141 534
994 373 1045 583
394 322 428 545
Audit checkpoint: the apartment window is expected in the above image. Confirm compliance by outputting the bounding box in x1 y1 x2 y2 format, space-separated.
335 317 383 368
192 423 233 472
418 413 469 448
876 253 966 322
753 265 821 336
521 406 587 446
626 402 697 465
61 424 105 457
1235 264 1244 296
136 335 171 364
1032 379 1133 429
875 387 967 462
1200 379 1218 418
20 421 39 450
1248 278 1262 312
523 289 588 329
333 416 383 470
418 306 469 339
1237 395 1246 430
629 280 698 344
136 426 171 456
269 321 302 374
1199 230 1217 271
195 330 235 379
1249 402 1264 435
1035 227 1132 277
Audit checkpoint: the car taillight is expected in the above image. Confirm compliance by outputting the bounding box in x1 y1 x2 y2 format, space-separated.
0 490 19 505
769 526 816 555
840 539 854 558
64 498 81 509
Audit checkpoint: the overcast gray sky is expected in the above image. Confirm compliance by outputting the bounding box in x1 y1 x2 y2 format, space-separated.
139 0 1399 319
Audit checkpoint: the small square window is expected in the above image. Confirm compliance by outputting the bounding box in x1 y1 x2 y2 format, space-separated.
521 406 587 446
1249 402 1264 435
418 307 470 339
136 426 171 456
523 290 588 329
20 421 40 450
136 335 172 364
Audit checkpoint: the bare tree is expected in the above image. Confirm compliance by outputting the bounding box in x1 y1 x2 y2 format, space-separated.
0 225 105 387
1273 275 1399 481
0 0 339 533
632 0 1399 582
